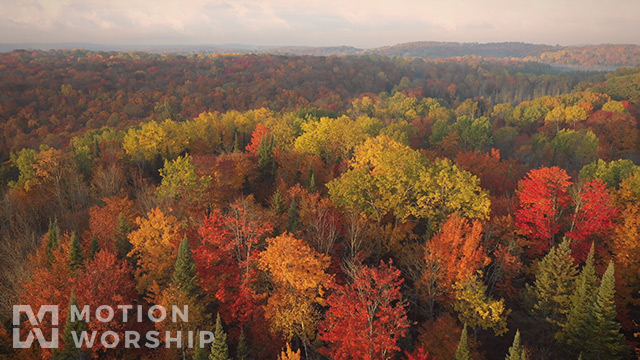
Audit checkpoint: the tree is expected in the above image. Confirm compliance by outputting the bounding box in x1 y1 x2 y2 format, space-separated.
127 208 183 294
287 197 301 232
328 136 489 226
328 135 427 224
172 236 199 298
579 159 638 189
89 236 99 259
454 325 472 360
46 219 61 266
525 239 577 330
453 274 510 336
156 154 211 210
258 233 331 353
505 330 527 360
67 232 83 275
318 260 409 360
277 343 301 360
414 158 490 226
559 244 598 356
194 331 209 360
54 292 87 360
418 312 482 360
516 166 572 256
194 196 274 355
209 314 230 360
257 132 275 177
74 250 137 355
581 262 627 360
294 115 369 164
609 203 640 319
550 129 598 172
566 179 617 262
245 123 271 156
113 213 132 260
545 105 566 133
422 213 487 313
236 329 250 360
404 346 432 360
88 196 136 252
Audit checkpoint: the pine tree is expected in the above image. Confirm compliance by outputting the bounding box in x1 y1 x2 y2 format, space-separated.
68 232 84 274
287 196 300 232
307 164 317 193
559 243 598 355
526 238 578 329
55 292 86 360
236 328 250 360
582 261 628 360
193 330 209 360
114 213 132 260
454 325 472 360
209 313 230 360
89 235 100 259
271 189 286 215
257 133 275 176
172 236 199 298
505 330 527 360
46 219 60 265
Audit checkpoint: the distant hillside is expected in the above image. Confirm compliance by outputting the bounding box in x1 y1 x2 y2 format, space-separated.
2 41 640 67
266 42 640 68
366 41 559 59
532 44 640 67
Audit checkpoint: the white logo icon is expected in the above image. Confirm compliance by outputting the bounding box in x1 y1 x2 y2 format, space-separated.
12 305 59 349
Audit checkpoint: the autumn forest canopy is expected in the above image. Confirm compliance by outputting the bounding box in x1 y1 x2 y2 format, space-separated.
0 48 640 359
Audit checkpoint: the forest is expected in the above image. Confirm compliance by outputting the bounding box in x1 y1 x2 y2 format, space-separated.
0 49 639 360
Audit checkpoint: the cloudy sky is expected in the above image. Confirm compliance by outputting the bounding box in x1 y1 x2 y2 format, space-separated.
1 0 639 48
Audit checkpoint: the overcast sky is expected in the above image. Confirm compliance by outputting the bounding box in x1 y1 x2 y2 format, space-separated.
1 0 639 48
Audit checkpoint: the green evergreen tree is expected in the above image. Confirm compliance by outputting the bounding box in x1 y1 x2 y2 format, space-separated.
505 330 527 360
68 232 84 274
209 313 230 360
287 196 300 232
172 236 199 298
526 238 578 328
193 330 209 360
55 292 86 360
582 261 628 360
89 235 100 259
454 325 472 360
271 189 286 215
114 213 132 260
559 243 598 354
306 163 317 193
46 219 60 265
257 133 275 176
236 328 249 360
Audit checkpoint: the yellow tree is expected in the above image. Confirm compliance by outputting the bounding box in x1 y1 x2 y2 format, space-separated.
453 274 510 336
327 135 426 224
127 208 183 294
564 105 588 128
545 105 566 133
258 233 331 356
414 158 490 226
278 343 301 360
